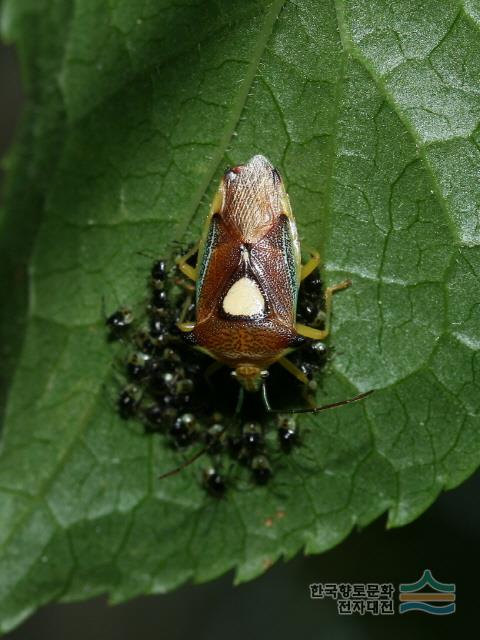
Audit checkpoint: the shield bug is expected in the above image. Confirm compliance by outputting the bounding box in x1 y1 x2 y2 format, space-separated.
176 154 372 414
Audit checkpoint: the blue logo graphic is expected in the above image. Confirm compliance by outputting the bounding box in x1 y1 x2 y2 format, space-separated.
399 569 455 615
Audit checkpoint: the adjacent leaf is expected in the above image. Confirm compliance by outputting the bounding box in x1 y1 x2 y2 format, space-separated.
1 0 479 632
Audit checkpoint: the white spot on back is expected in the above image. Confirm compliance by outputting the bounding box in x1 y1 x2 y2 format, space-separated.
223 277 265 317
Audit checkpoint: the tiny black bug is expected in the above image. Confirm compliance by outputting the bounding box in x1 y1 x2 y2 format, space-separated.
151 259 167 282
118 385 140 419
106 307 133 337
204 422 226 454
169 412 198 447
143 403 164 426
126 352 151 380
251 455 272 485
242 422 264 452
277 416 299 453
152 289 168 309
203 467 227 498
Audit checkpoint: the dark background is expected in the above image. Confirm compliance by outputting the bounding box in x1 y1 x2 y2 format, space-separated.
1 42 478 639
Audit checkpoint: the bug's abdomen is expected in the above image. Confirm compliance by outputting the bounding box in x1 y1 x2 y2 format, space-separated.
192 317 300 369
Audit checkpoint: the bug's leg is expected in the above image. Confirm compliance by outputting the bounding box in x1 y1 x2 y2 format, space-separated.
300 249 321 282
296 279 352 341
278 357 319 409
235 387 245 415
177 321 196 333
176 242 199 281
176 280 196 334
175 279 195 293
177 290 194 323
295 323 327 341
278 357 310 385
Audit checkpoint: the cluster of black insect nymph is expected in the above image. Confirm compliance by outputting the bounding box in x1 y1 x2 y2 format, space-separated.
106 253 329 498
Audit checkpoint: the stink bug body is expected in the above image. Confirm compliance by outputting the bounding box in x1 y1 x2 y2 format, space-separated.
177 155 372 414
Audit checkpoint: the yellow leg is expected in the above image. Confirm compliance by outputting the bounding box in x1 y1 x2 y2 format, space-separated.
175 278 195 293
177 321 195 332
177 291 193 324
278 357 310 385
176 242 199 281
296 279 352 341
296 323 328 341
300 249 321 281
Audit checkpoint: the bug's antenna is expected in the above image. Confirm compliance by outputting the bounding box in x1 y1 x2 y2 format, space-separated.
261 383 374 415
158 447 207 480
158 422 228 480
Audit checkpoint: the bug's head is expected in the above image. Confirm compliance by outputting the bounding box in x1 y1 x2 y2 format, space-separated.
232 364 268 392
224 155 280 187
222 156 286 240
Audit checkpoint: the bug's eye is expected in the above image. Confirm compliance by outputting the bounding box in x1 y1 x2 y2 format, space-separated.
225 166 242 181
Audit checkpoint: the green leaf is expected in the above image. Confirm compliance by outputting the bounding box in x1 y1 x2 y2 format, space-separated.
1 0 479 632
